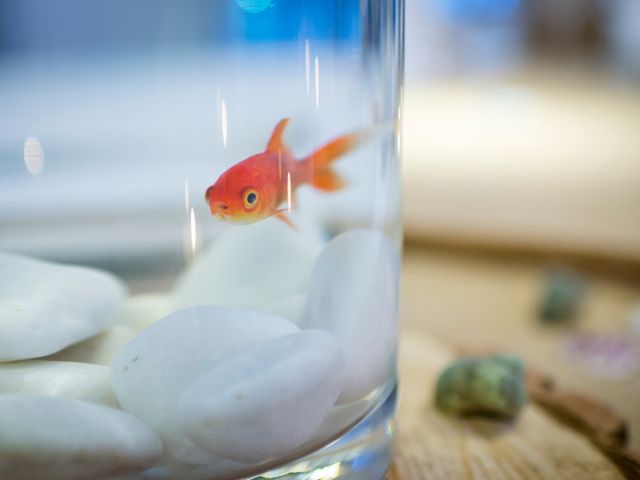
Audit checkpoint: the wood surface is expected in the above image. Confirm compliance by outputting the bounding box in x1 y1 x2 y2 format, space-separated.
386 327 624 479
400 247 640 450
385 246 640 479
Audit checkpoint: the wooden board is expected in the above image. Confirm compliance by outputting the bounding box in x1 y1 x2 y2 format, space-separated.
387 328 623 479
399 247 640 452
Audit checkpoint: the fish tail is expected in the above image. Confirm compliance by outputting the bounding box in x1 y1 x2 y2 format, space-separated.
302 131 363 191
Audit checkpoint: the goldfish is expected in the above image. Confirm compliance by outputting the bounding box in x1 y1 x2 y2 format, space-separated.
204 118 362 228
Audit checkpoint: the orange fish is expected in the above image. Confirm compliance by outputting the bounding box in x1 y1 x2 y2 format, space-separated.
204 118 362 228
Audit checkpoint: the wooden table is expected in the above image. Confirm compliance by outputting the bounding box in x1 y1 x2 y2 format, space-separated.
388 246 639 479
388 328 623 479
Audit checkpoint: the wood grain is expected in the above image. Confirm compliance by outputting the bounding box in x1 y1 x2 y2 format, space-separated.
399 247 640 451
387 328 624 479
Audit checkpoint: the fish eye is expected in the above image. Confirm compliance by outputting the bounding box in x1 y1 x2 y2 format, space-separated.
243 188 259 210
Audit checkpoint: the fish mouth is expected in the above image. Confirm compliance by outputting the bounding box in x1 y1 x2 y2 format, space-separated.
214 213 254 225
210 201 231 220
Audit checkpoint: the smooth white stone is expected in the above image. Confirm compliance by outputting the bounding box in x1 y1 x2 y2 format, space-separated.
0 395 163 480
0 253 126 362
132 461 254 480
48 294 172 366
110 305 299 464
301 230 399 404
173 220 323 309
262 294 307 325
47 324 138 367
118 293 173 331
310 399 372 444
177 330 345 464
0 360 118 407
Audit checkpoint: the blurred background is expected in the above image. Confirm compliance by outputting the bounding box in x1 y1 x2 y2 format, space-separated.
403 0 640 264
0 0 639 452
401 0 640 451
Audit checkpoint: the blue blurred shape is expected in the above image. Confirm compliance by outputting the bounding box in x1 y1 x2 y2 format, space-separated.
236 0 273 14
0 0 361 54
233 0 360 42
439 0 520 22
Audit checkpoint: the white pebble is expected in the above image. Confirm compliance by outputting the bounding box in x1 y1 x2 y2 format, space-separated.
0 395 163 480
0 360 118 407
47 324 138 367
310 399 373 444
118 293 173 331
177 330 345 464
110 305 299 464
301 230 399 404
173 220 322 309
262 294 307 325
0 253 126 362
48 294 172 366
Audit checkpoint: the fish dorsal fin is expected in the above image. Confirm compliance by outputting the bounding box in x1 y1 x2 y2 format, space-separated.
266 118 291 155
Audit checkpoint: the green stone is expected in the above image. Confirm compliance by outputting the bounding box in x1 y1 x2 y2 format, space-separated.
539 268 585 323
435 355 527 419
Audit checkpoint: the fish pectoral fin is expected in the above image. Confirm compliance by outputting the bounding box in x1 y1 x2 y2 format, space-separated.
273 210 298 230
